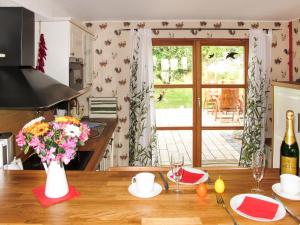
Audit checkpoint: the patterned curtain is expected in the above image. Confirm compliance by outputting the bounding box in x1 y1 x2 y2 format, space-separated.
240 29 272 167
129 29 158 166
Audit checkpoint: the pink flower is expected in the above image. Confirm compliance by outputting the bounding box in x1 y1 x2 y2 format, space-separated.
29 136 40 147
47 131 54 137
61 138 77 151
62 148 76 165
79 132 88 142
29 137 45 154
16 131 26 147
51 122 61 130
79 124 90 142
62 156 71 165
41 147 56 164
55 153 63 162
35 142 45 155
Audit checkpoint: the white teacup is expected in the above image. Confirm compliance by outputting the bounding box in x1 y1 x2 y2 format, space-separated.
132 172 155 194
56 109 67 116
280 174 300 195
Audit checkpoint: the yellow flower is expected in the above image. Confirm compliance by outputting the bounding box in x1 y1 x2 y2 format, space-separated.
24 122 49 136
55 116 80 125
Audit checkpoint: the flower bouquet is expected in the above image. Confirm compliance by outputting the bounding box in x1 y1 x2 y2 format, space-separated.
16 116 90 198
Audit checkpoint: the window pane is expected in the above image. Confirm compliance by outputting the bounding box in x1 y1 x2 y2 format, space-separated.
155 88 193 127
202 130 241 165
157 130 192 166
202 46 244 85
202 88 245 127
153 46 193 84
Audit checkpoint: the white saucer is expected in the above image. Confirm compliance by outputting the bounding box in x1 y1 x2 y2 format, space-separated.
167 167 208 185
128 183 162 198
230 193 286 222
272 183 300 201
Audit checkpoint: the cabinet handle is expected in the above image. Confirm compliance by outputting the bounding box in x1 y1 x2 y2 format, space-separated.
103 149 109 158
109 138 113 145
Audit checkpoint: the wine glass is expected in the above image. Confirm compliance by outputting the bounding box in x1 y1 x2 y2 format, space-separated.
251 151 266 193
170 152 184 193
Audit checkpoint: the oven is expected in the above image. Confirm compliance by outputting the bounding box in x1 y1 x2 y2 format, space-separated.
69 57 84 91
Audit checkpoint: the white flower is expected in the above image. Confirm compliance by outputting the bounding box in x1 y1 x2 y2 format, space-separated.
23 116 45 129
64 124 81 137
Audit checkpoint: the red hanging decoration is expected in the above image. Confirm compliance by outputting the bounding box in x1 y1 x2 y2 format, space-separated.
36 33 47 73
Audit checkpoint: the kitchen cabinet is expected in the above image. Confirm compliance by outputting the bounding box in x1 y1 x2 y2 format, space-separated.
70 23 84 58
97 132 117 171
34 20 94 88
272 81 300 168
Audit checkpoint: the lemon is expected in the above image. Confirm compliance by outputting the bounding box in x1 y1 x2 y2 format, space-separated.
214 176 225 194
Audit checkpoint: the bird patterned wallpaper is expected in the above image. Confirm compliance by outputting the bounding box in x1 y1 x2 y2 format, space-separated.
292 19 300 81
82 20 289 166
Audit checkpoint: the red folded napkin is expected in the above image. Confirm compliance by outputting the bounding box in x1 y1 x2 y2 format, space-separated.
171 168 204 183
237 196 279 220
32 185 80 208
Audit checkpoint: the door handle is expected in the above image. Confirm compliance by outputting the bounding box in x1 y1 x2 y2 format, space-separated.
196 98 201 107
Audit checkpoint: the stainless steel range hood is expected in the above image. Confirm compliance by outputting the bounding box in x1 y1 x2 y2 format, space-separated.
0 7 80 110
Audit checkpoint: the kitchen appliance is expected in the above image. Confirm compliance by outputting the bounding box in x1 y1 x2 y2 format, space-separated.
0 7 81 109
0 132 14 168
69 57 84 91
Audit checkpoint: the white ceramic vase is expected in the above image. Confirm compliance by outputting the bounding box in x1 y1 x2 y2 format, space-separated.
44 160 69 198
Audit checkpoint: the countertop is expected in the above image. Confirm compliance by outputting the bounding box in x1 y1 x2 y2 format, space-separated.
272 81 300 90
0 168 299 225
79 118 118 171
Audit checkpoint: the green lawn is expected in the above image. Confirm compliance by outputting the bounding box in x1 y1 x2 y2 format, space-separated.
155 89 193 109
153 45 244 110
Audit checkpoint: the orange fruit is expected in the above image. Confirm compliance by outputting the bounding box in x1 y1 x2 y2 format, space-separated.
196 183 208 197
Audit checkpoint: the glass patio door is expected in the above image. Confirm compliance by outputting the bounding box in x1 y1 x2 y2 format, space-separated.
152 39 195 166
152 38 248 167
195 39 249 166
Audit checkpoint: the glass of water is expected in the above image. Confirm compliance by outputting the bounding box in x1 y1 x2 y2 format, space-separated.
251 151 266 193
170 152 184 193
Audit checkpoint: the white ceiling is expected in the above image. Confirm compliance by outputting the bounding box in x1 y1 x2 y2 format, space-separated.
1 0 300 21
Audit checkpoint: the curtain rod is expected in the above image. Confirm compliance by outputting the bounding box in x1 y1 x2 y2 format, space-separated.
120 28 281 31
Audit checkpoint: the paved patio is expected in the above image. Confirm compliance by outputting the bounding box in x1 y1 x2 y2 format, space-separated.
156 108 243 166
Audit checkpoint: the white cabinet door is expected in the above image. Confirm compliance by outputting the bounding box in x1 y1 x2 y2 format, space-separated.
83 33 93 86
70 24 83 58
34 21 70 86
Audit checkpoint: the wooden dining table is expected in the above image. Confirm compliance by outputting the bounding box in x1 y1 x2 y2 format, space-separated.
0 168 299 225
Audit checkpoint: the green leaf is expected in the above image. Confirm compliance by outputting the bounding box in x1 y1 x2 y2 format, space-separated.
24 145 30 154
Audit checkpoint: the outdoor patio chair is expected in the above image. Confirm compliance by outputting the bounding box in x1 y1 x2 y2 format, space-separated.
214 88 243 121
